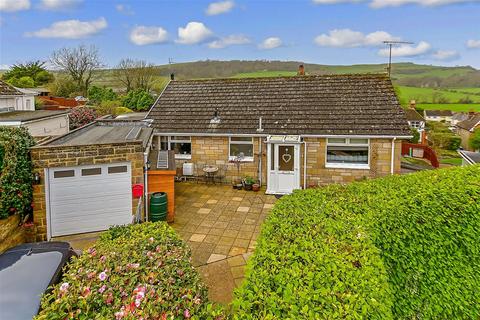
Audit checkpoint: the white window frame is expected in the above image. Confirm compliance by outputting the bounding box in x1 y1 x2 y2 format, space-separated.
325 138 370 170
158 136 192 159
229 137 254 162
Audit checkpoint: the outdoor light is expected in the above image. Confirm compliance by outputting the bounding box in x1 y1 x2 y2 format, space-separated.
146 160 151 170
33 172 41 185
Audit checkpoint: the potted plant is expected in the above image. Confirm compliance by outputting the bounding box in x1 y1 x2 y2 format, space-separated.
252 182 261 192
232 178 243 189
243 176 255 191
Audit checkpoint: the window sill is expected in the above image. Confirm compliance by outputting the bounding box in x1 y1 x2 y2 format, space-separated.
175 155 192 160
325 163 370 170
229 157 254 163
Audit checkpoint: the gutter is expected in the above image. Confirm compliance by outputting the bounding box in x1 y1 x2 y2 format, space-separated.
151 132 413 139
143 133 154 222
303 140 307 189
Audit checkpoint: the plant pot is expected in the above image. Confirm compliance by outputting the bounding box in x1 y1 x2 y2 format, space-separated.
244 183 253 191
252 183 260 192
236 183 243 190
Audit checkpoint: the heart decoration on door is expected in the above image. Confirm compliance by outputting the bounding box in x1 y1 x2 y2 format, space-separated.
282 153 292 163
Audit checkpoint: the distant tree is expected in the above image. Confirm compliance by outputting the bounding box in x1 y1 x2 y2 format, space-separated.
87 86 117 104
50 45 103 96
122 89 155 111
69 107 97 130
48 76 81 98
2 60 53 86
115 58 157 93
8 76 35 88
458 96 473 104
409 128 420 144
469 129 480 151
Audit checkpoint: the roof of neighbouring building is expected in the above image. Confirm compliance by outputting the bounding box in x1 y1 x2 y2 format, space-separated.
405 108 424 122
458 150 480 165
456 113 480 131
424 110 453 117
147 74 411 136
15 87 39 96
43 119 153 148
452 112 470 122
0 80 23 96
0 110 69 122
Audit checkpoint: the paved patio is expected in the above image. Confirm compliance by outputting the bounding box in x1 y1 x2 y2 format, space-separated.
171 182 277 304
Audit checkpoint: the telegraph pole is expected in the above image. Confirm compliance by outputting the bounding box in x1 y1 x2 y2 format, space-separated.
383 41 413 77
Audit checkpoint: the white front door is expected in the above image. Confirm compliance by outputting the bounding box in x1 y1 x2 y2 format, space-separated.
47 163 133 237
267 144 301 194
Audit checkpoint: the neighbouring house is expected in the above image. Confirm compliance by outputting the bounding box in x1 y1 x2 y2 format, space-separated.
404 100 426 144
0 110 69 138
458 150 480 166
31 119 154 240
451 112 470 127
0 80 37 111
146 73 411 194
456 113 480 150
424 109 453 123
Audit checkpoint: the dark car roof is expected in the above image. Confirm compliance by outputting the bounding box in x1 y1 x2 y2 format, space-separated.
0 242 75 320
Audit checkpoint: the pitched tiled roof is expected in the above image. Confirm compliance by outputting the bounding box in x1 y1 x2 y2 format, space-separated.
424 110 453 117
148 74 410 136
405 109 424 121
457 113 480 131
0 80 23 96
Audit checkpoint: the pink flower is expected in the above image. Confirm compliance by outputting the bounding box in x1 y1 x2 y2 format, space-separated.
59 282 69 292
98 285 107 293
105 292 114 305
114 307 125 320
98 271 108 281
100 255 106 263
184 309 191 318
87 271 96 279
135 298 142 307
87 248 97 257
82 287 91 297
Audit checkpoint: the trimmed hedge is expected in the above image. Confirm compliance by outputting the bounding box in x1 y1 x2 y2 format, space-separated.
0 127 35 219
233 166 480 319
36 222 224 320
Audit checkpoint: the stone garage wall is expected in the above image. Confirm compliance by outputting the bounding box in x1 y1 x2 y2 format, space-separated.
0 214 25 253
31 142 144 241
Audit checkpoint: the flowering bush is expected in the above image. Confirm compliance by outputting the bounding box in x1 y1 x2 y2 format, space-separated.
36 222 224 319
69 106 97 130
0 127 35 219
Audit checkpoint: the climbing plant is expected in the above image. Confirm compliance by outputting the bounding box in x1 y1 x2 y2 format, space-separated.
0 127 35 219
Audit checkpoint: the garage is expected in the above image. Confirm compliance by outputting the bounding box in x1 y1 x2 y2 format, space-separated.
47 163 133 237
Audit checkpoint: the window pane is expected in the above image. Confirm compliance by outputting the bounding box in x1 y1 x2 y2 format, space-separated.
54 170 74 178
230 144 253 158
171 142 191 155
159 136 168 150
349 138 369 144
231 137 253 142
278 146 294 171
108 166 128 174
327 138 347 144
327 146 368 164
82 168 101 176
171 136 191 141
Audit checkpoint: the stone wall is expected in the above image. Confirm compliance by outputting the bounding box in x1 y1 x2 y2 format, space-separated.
31 142 145 241
0 214 25 253
172 136 402 187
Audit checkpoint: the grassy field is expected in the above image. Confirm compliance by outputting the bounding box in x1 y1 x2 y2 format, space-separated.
233 71 297 78
416 103 480 112
395 86 480 104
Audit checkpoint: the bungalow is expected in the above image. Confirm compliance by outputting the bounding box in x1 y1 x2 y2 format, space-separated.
404 100 426 144
424 110 453 123
456 113 480 151
0 80 37 111
0 110 69 138
146 73 411 194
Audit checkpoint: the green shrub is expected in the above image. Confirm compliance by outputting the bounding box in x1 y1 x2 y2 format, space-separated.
88 85 118 104
409 128 420 144
36 222 224 320
469 128 480 151
233 166 480 319
122 89 155 111
0 127 35 219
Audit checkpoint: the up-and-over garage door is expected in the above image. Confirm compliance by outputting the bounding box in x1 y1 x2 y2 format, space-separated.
47 163 133 237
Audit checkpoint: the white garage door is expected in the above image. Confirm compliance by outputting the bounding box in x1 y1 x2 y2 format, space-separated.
47 163 133 237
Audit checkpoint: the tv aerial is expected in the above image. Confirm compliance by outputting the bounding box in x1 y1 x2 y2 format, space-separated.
383 41 414 77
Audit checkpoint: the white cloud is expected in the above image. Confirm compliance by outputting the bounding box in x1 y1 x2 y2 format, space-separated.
130 26 168 45
115 4 134 15
467 39 480 48
0 0 30 12
378 41 432 57
314 29 399 47
39 0 81 10
176 22 213 44
206 0 235 15
208 34 250 49
25 17 107 39
312 0 478 6
432 50 460 60
0 64 10 70
258 37 283 49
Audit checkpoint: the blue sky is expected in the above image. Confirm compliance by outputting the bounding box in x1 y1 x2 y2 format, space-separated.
1 0 479 69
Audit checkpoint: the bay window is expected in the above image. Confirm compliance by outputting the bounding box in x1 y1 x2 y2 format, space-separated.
326 138 369 169
229 137 254 161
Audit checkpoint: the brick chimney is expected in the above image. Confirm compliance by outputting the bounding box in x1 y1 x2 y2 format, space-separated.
409 100 416 109
297 64 305 76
